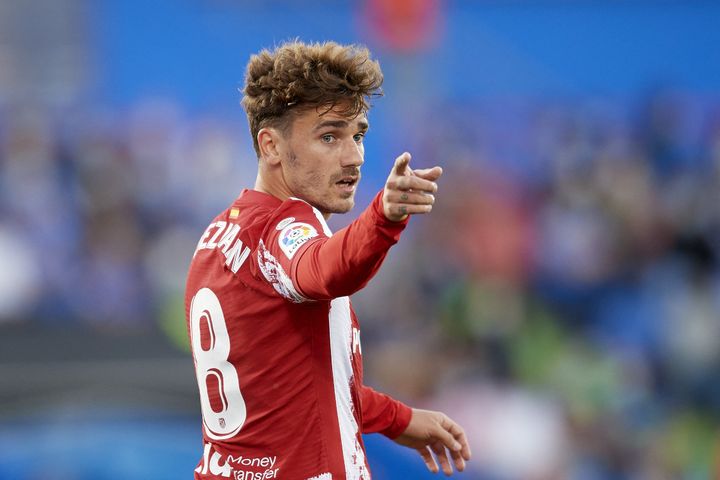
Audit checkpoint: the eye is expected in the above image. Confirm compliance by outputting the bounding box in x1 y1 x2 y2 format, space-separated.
321 134 335 143
353 133 365 143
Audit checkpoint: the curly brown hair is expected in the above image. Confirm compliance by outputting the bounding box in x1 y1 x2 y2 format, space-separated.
241 40 384 157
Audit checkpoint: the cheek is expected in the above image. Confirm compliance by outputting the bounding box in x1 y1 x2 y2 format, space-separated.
286 144 339 191
290 163 324 191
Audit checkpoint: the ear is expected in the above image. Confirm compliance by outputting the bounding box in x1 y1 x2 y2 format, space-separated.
257 127 284 166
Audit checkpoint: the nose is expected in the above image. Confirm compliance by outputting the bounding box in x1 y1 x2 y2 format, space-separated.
340 139 364 168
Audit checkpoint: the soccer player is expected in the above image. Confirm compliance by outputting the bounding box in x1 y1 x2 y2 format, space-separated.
185 41 471 480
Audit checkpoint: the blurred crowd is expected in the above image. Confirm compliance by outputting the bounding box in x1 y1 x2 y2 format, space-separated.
359 93 720 479
2 91 720 479
0 102 256 333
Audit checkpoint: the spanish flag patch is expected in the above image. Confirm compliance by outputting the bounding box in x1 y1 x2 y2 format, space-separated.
229 208 240 219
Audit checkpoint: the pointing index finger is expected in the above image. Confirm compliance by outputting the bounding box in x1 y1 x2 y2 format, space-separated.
393 152 411 176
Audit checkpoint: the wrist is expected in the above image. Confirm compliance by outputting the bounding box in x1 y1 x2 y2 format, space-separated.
386 403 413 439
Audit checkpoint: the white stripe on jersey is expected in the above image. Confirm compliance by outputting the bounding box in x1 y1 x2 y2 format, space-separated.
329 297 368 480
291 198 368 478
306 473 332 480
311 207 334 237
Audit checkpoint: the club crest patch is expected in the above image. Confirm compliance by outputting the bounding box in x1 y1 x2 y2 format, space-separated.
279 222 318 259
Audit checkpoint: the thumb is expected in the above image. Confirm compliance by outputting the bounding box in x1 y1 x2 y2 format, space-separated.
393 152 412 176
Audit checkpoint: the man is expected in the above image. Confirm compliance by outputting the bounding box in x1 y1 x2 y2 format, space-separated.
185 40 471 480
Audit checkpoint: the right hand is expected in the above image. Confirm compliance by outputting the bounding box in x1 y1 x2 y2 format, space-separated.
382 152 443 222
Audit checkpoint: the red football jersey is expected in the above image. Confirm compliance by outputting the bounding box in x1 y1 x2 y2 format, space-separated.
185 188 412 480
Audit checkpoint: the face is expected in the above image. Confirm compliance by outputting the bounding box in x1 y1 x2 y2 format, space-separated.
279 106 368 216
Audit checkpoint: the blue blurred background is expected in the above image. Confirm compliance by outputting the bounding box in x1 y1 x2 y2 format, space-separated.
1 0 720 478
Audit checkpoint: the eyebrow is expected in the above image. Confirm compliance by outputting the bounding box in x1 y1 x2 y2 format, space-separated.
313 119 369 132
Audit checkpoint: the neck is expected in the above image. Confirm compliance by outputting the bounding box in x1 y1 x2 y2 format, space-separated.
254 165 293 201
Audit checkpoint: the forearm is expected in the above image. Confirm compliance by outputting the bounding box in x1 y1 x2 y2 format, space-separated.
360 385 412 438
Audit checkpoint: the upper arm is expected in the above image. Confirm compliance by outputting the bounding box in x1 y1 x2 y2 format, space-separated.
252 200 331 303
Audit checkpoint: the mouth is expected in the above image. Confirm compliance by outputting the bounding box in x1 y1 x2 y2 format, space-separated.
335 175 359 193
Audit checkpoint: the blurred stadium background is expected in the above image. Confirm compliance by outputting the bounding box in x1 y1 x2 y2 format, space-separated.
1 0 720 478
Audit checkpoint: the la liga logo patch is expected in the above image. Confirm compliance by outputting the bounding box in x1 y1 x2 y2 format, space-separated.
278 222 318 259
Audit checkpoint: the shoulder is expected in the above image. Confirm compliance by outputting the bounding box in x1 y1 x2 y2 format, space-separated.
264 198 331 261
271 197 332 235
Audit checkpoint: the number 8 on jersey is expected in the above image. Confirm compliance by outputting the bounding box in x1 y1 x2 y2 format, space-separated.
190 287 247 440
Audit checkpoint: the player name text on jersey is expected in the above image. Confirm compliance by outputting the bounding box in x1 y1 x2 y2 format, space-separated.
195 221 251 274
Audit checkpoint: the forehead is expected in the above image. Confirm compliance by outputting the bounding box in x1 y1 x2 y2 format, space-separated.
293 105 368 130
